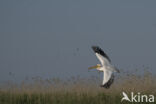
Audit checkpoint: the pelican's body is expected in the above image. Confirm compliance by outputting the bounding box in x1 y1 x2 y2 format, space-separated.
88 46 119 88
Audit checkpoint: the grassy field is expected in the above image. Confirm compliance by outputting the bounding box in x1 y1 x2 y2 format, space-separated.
0 69 156 104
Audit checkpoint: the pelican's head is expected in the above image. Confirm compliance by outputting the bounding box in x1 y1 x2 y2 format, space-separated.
88 64 101 70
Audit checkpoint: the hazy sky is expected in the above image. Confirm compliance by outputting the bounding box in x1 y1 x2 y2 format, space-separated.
0 0 156 82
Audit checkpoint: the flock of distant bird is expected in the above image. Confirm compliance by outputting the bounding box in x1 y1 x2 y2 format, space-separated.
88 46 120 89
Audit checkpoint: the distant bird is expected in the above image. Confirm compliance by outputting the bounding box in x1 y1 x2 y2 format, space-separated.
88 46 119 88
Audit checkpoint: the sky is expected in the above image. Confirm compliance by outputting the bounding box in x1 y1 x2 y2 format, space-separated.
0 0 156 82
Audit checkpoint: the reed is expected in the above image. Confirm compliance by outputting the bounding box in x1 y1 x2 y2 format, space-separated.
0 69 156 104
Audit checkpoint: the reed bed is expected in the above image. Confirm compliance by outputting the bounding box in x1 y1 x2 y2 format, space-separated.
0 69 156 104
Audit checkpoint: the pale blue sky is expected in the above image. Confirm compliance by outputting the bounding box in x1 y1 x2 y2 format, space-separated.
0 0 156 82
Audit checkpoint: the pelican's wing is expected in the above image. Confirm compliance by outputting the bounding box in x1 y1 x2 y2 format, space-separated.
102 69 114 88
92 46 111 66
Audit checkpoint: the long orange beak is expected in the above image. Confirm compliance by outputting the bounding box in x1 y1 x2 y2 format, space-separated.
88 65 99 70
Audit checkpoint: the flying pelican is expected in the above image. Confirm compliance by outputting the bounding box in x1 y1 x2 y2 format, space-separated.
88 46 119 88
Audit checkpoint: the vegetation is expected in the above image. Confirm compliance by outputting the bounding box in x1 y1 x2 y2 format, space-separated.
0 69 156 104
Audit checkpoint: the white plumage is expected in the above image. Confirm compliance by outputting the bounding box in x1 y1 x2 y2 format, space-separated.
88 46 119 88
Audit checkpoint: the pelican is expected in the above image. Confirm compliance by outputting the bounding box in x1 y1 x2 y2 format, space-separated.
88 46 119 88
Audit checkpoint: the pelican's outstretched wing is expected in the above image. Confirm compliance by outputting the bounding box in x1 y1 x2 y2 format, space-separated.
92 46 111 66
101 69 114 88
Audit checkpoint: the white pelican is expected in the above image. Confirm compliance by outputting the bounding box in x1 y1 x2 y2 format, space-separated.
88 46 119 88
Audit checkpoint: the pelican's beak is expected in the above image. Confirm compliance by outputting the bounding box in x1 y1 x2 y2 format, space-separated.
88 65 99 70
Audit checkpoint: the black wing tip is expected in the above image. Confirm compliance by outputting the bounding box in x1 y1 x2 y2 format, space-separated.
91 46 101 52
100 75 114 89
91 45 111 62
100 85 110 89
